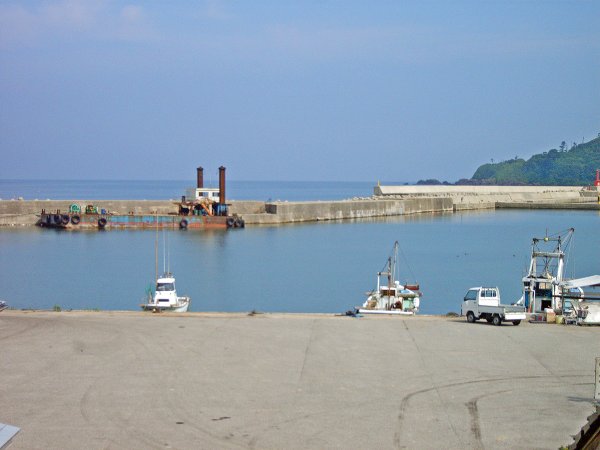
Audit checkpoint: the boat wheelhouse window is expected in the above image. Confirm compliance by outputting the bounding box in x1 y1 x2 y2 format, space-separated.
534 282 552 297
156 282 174 291
464 290 477 301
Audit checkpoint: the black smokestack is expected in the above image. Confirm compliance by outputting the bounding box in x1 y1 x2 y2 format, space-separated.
219 166 226 205
196 166 204 189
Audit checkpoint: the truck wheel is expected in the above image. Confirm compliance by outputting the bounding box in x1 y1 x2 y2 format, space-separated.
492 315 502 326
466 312 475 323
512 320 521 326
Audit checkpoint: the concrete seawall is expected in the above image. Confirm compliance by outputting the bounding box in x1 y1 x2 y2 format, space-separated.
1 185 598 227
0 199 180 227
0 198 454 226
375 184 599 211
242 197 453 224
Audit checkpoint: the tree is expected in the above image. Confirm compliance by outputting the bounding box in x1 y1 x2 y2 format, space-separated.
559 141 566 152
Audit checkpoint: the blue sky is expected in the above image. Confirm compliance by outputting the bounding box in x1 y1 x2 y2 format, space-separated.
1 1 599 182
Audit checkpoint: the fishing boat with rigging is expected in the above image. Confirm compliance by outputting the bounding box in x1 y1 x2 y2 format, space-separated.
140 225 190 313
357 241 422 315
515 228 600 324
141 273 190 313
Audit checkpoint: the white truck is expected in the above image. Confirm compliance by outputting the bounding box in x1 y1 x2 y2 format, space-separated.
461 287 526 326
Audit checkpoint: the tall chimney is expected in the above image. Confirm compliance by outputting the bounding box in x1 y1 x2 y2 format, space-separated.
196 166 204 188
219 166 226 205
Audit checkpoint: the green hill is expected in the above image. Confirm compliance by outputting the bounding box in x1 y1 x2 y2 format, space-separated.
470 136 600 185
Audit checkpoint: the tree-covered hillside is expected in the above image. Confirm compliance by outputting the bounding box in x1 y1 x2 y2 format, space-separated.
470 136 600 185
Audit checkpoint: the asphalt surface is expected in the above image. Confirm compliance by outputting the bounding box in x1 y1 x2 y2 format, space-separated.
1 311 598 449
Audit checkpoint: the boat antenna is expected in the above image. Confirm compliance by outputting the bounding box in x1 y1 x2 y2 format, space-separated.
162 228 166 275
393 241 398 283
155 213 158 282
167 230 170 274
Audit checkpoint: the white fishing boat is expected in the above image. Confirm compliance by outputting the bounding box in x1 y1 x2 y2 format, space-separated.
141 273 190 313
357 241 421 315
515 228 600 324
140 224 190 313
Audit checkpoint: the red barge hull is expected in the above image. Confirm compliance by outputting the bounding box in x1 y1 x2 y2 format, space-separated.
39 212 243 230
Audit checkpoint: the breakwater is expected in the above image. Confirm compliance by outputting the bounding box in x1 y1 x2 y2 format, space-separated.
1 185 598 227
0 198 453 226
375 184 599 210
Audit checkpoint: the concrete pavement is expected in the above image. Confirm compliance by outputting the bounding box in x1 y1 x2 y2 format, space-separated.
0 311 598 449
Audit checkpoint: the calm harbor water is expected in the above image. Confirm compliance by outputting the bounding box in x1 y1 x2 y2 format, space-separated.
1 208 598 314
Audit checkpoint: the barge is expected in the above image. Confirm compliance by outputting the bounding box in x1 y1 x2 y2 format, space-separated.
38 166 245 230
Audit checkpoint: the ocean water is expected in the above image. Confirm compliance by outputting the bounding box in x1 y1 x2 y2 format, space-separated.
0 179 387 201
1 205 598 314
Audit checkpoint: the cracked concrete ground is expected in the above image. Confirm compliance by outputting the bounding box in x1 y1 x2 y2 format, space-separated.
0 311 597 449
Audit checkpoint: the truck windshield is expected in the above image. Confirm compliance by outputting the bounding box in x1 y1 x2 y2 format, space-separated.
464 290 477 301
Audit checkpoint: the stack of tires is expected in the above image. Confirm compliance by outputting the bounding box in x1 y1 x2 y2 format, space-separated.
226 217 245 228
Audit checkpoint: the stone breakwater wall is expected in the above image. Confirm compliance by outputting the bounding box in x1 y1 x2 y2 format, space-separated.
242 198 452 224
0 198 452 226
375 185 599 211
1 185 597 227
0 200 179 227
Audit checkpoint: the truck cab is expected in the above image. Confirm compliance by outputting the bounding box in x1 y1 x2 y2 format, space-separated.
461 286 526 326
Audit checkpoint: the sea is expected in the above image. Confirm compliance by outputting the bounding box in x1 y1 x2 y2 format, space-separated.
1 179 599 315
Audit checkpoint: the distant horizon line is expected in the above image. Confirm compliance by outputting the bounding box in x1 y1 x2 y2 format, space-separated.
0 178 416 185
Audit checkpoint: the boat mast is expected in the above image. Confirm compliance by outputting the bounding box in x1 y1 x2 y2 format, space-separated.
167 231 170 275
155 213 158 282
163 228 166 275
393 241 399 284
387 256 392 309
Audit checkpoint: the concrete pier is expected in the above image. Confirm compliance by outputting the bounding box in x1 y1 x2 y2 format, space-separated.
240 197 453 225
374 185 599 211
0 311 597 449
0 198 455 227
1 185 598 227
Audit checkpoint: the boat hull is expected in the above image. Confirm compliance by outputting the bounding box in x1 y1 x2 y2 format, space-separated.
140 301 190 313
577 301 600 325
39 212 238 230
357 308 415 316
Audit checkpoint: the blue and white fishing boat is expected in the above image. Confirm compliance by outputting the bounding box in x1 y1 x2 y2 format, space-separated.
357 241 421 315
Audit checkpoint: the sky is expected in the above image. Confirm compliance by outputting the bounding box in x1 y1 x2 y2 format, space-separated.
1 1 599 182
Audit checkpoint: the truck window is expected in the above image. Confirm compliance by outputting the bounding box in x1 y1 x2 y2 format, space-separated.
464 290 477 301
